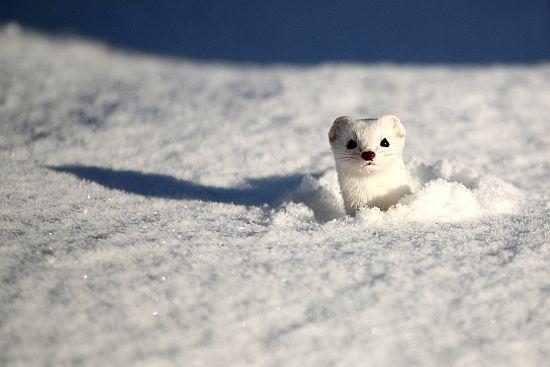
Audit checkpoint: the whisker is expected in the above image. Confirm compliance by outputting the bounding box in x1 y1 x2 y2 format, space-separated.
378 154 412 158
335 157 357 161
333 154 358 158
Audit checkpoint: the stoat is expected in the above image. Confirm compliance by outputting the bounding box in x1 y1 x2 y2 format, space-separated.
329 114 411 215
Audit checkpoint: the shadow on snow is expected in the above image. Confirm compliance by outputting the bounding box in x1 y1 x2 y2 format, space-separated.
49 165 305 206
2 0 549 63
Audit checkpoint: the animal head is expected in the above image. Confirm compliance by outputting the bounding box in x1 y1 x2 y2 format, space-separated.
328 114 406 174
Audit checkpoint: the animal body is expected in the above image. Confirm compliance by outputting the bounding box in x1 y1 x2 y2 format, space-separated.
329 114 411 215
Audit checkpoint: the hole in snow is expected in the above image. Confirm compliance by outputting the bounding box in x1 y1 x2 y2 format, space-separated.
274 159 523 225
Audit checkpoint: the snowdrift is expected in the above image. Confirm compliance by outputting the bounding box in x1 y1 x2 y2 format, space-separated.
281 159 523 224
2 26 549 367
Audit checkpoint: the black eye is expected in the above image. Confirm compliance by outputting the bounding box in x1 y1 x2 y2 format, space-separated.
380 138 390 147
346 140 357 149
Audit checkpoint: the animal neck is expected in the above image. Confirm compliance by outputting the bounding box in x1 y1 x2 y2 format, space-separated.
337 160 409 214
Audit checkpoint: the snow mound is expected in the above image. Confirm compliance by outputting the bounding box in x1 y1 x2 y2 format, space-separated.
279 159 523 224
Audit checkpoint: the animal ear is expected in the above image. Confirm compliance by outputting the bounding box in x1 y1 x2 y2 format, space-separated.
381 114 405 138
329 116 353 143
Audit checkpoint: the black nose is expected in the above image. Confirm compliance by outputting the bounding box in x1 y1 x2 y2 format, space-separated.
361 151 376 161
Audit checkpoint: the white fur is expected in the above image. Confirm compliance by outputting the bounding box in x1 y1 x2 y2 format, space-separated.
329 114 411 214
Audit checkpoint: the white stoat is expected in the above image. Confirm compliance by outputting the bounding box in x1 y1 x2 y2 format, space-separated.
329 114 411 215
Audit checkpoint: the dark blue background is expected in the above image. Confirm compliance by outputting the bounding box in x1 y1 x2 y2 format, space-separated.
2 0 549 63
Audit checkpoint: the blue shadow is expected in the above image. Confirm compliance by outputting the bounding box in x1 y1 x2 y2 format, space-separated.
49 165 304 206
2 0 550 63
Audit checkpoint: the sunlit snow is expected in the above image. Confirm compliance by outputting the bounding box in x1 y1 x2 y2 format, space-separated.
1 25 550 366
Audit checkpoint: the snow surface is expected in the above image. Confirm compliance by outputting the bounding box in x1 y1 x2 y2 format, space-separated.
1 25 550 366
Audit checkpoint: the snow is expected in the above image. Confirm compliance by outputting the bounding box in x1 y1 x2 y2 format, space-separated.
1 25 550 366
286 159 524 224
